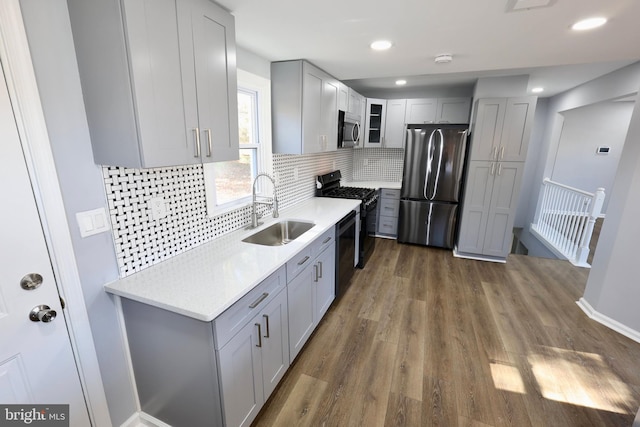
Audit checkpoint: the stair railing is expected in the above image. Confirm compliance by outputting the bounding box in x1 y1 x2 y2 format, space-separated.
531 177 605 267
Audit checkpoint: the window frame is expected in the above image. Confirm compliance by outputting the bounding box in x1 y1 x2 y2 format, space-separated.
203 69 272 217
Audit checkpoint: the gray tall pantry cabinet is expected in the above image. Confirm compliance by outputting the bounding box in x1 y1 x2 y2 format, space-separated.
456 97 536 261
68 0 239 168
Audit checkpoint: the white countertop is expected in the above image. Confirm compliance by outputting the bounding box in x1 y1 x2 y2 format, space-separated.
347 180 402 190
105 197 361 322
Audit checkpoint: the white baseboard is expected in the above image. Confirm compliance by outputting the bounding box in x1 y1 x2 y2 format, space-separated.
452 247 507 263
577 298 640 344
121 411 171 427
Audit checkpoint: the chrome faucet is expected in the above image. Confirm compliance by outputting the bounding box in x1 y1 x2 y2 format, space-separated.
247 173 279 229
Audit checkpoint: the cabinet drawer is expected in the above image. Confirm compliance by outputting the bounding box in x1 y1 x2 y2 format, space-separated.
379 198 400 217
213 265 285 349
380 188 400 199
286 247 313 282
378 215 398 235
310 227 335 259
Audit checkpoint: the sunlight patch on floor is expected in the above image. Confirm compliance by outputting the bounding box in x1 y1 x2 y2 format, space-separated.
490 362 526 394
527 346 635 414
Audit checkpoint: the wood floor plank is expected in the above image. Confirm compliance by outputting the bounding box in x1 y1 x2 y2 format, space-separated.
384 392 422 427
389 297 426 402
422 376 458 427
263 374 328 427
346 339 397 427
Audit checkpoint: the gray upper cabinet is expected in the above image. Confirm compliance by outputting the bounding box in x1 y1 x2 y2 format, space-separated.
68 0 239 168
405 97 471 124
271 60 339 154
469 97 536 162
383 99 407 148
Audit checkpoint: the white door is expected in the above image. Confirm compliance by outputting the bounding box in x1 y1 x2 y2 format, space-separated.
0 65 91 425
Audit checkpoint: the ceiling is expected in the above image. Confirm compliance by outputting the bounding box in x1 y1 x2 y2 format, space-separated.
216 0 640 97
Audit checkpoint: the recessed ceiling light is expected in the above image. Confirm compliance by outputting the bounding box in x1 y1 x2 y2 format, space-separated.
395 79 407 86
531 87 544 93
571 17 607 31
434 54 453 64
370 40 393 51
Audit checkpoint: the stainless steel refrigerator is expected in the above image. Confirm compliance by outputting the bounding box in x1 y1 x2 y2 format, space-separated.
398 124 469 248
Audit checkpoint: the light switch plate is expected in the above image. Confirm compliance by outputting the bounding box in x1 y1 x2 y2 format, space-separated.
76 207 110 238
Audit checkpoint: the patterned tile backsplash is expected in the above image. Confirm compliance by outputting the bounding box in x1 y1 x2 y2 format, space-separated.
104 150 353 277
352 148 404 182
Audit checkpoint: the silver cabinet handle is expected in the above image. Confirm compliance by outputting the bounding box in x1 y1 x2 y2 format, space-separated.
499 146 505 160
205 129 212 157
498 163 503 176
255 323 262 347
263 314 270 338
322 237 331 244
193 128 201 158
297 256 310 266
490 162 496 176
318 261 323 278
313 265 319 282
491 146 497 160
249 292 269 309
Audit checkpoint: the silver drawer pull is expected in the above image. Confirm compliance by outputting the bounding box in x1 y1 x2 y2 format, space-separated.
318 261 323 278
322 237 332 244
297 256 310 266
249 292 269 309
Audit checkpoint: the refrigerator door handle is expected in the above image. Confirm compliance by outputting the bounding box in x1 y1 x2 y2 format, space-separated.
425 202 434 244
429 129 445 200
423 129 436 200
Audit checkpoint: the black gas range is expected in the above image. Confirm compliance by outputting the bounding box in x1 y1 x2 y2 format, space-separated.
316 171 378 269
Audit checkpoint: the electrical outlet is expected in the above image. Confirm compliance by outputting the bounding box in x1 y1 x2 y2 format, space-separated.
149 196 168 220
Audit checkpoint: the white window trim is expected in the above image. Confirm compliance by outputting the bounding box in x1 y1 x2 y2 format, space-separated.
204 69 272 217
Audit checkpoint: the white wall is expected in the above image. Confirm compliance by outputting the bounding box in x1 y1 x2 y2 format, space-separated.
551 101 634 213
583 89 640 333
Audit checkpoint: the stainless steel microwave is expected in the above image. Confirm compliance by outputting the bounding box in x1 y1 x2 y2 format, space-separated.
338 110 361 148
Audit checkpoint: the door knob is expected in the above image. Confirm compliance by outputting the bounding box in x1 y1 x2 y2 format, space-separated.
29 305 57 323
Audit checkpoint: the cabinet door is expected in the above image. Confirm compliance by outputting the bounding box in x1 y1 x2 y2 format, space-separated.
384 99 407 148
314 245 336 320
217 318 263 427
302 65 323 154
258 289 290 400
498 97 536 162
287 264 315 361
191 0 239 162
348 88 363 117
483 162 524 257
405 98 437 124
436 98 471 124
338 82 349 111
123 0 195 167
469 98 507 161
457 161 495 254
364 98 387 147
321 78 339 151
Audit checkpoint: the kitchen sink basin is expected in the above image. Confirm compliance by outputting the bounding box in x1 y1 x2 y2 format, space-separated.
242 220 315 246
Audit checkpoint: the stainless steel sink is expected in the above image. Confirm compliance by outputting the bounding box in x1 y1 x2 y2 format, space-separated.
242 220 315 246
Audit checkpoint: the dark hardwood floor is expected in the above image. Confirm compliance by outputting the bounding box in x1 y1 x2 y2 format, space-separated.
252 238 640 426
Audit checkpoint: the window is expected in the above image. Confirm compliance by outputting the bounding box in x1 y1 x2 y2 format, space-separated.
204 70 272 216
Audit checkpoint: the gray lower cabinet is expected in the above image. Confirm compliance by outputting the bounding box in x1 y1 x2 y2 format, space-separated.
457 161 524 259
216 286 289 427
287 227 336 361
377 188 401 238
68 0 239 168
